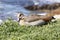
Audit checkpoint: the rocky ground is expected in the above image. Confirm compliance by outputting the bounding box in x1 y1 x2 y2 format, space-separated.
24 3 60 12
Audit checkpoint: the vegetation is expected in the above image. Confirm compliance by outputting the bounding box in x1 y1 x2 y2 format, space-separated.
0 19 60 40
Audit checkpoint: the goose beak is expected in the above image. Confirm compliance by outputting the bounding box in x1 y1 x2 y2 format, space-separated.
17 13 20 18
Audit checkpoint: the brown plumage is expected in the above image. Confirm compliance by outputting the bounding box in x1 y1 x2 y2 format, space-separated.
17 13 55 26
17 13 54 22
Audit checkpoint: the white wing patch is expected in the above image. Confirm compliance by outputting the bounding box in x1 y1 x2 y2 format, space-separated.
53 15 60 19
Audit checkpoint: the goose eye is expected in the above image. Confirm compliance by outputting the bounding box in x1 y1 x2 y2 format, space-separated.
20 14 24 16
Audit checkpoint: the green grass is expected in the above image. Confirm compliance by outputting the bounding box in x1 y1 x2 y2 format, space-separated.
0 19 60 40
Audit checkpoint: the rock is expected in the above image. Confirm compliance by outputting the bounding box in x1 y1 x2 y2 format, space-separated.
24 3 60 11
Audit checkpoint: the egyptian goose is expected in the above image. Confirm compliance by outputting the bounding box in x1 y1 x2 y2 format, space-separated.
17 13 54 26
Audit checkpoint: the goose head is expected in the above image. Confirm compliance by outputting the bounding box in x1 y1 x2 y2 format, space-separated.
17 13 25 22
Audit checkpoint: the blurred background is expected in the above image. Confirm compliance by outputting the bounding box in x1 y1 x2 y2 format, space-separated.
0 0 60 21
